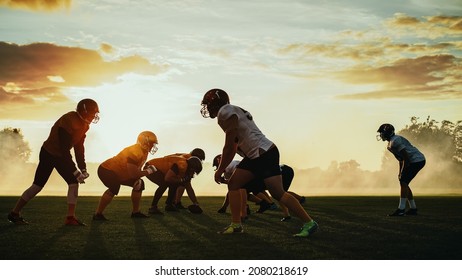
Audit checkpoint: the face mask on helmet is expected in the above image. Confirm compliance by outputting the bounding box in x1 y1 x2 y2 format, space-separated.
77 99 100 124
137 131 158 155
200 89 229 118
376 124 394 141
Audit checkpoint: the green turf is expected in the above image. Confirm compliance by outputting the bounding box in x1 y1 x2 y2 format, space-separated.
0 196 461 260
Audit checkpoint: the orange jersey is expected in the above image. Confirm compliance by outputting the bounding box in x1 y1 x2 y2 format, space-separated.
101 144 148 181
146 155 188 177
42 111 89 156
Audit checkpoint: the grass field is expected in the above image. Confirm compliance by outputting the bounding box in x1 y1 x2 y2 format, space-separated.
0 196 461 260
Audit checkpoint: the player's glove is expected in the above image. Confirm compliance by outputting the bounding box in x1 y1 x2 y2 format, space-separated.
81 169 90 179
73 170 86 184
145 165 157 175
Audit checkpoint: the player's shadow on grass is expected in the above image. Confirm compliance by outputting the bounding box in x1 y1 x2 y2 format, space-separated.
83 220 111 259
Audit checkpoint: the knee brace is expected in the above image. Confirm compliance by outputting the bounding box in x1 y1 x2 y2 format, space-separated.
67 183 79 204
21 184 42 202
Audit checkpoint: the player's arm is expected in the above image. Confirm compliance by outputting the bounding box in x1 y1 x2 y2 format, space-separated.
164 164 188 185
58 127 78 172
215 114 238 183
74 135 86 171
126 157 152 178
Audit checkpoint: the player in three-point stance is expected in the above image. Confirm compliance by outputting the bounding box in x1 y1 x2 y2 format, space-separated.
377 123 426 216
7 99 100 226
92 131 159 220
201 88 318 236
145 154 203 214
171 148 206 209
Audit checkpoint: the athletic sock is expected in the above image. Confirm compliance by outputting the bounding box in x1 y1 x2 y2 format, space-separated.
409 199 417 209
398 198 406 209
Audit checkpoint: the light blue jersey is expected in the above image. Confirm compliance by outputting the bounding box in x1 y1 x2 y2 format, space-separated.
388 135 425 163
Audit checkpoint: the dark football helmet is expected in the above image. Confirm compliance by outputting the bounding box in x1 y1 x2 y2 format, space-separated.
200 88 230 118
187 156 203 176
190 148 205 161
76 98 100 124
377 123 395 141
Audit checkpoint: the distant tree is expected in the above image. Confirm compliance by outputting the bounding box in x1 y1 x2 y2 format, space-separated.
399 116 461 164
0 127 32 165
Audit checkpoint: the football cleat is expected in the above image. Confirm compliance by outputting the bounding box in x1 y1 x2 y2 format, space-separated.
131 212 149 218
92 213 108 221
217 206 227 213
269 203 278 210
148 206 163 215
405 208 418 215
256 200 271 213
388 208 406 217
7 212 28 225
175 202 187 209
293 220 318 237
165 204 178 212
65 216 86 226
187 204 203 214
217 224 244 234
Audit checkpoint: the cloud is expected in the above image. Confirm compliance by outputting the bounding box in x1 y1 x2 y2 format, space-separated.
385 13 462 39
0 42 169 118
0 0 71 11
335 54 462 100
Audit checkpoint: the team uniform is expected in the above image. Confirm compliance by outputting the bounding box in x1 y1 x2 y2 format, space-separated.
201 88 317 237
93 131 158 220
98 144 149 195
8 99 99 226
146 155 190 213
377 123 426 216
387 135 426 184
218 104 281 180
172 150 205 209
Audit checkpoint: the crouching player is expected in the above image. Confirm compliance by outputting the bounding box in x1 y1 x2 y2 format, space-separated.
93 131 158 220
145 155 203 214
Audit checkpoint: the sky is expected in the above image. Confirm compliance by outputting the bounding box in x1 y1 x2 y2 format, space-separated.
1 0 461 196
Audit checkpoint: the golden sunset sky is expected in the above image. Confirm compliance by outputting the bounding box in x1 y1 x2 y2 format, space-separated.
1 0 461 196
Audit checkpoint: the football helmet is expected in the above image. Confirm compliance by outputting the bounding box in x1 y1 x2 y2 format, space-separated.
137 131 158 154
200 88 230 118
377 123 395 141
77 98 100 124
187 156 203 176
212 154 221 170
190 148 205 161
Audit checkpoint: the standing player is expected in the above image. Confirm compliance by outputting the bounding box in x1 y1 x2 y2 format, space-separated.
201 88 318 237
92 131 159 220
7 98 100 226
145 155 203 214
377 123 426 216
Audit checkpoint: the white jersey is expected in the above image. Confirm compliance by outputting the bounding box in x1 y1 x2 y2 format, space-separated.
217 104 274 159
388 135 426 163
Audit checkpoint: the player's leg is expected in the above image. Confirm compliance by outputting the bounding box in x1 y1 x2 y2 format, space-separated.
218 193 229 213
218 168 254 234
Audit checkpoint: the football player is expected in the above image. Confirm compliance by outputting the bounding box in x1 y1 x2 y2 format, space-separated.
213 154 305 221
377 123 426 216
145 155 203 214
201 88 318 237
7 98 100 226
93 131 159 220
172 148 206 209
